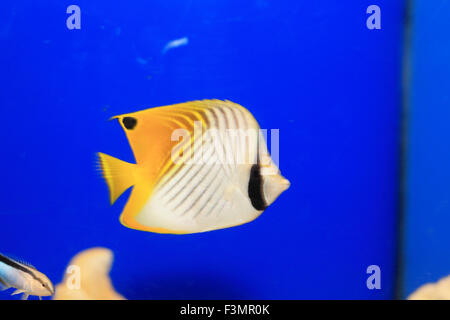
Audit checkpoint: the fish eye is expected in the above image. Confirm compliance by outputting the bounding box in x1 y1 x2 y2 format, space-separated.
122 117 137 130
42 284 45 287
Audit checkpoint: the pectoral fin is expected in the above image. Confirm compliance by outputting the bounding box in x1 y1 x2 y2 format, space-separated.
12 289 24 296
0 278 10 291
21 293 29 300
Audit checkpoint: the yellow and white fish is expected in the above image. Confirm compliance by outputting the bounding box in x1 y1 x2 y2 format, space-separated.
0 253 54 300
98 100 289 234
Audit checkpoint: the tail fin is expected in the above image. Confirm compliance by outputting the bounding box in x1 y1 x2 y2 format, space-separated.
97 152 137 204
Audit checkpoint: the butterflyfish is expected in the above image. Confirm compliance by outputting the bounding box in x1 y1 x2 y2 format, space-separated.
0 253 54 300
97 100 290 234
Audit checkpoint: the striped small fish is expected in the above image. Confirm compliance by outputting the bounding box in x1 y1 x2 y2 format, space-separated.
98 100 290 234
0 253 54 300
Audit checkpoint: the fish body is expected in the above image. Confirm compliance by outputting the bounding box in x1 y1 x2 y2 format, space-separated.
0 254 54 300
98 100 289 234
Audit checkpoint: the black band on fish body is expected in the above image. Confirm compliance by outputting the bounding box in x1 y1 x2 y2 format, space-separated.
0 254 42 284
122 117 137 130
248 164 267 211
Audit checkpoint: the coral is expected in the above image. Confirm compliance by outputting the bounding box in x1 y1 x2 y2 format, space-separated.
53 247 125 300
408 275 450 300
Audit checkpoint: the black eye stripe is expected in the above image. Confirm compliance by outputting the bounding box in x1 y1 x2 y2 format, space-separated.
248 164 267 211
122 117 137 130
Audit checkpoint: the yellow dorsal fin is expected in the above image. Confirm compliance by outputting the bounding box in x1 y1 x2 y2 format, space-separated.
110 102 211 188
97 152 137 204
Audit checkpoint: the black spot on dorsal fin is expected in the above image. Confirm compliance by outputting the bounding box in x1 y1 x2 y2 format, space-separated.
122 117 137 130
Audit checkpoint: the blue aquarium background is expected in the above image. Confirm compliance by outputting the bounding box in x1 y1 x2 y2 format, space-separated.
401 0 450 298
0 1 419 299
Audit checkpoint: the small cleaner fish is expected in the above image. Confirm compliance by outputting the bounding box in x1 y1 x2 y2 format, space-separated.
0 253 54 300
98 100 290 234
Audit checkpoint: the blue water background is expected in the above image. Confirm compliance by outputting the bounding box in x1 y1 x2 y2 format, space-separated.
0 1 404 299
402 0 450 298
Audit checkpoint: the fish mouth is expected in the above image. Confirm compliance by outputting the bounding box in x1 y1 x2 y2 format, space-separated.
281 178 290 190
45 285 55 296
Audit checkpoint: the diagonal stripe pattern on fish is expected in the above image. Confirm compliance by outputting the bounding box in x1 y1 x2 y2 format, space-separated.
97 100 290 234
